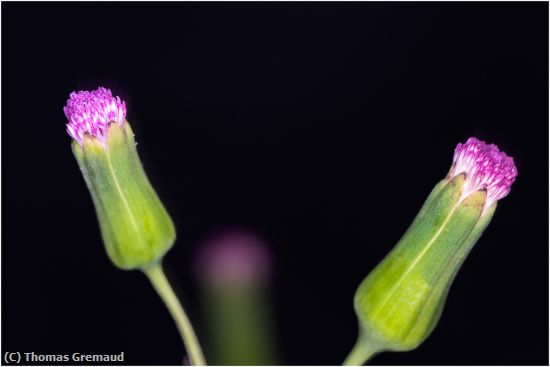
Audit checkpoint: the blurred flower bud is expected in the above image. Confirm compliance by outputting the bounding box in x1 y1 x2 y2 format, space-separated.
194 228 278 365
194 228 272 288
66 87 175 270
346 138 517 364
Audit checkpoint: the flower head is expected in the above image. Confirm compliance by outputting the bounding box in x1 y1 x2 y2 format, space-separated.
67 87 175 270
449 137 517 209
64 87 126 145
349 138 517 363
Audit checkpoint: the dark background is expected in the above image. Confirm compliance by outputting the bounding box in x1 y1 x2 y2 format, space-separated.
3 2 548 365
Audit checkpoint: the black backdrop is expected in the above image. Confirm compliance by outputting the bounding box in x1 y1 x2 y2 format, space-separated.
3 2 548 365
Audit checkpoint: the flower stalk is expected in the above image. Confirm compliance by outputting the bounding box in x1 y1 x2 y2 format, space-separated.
144 261 206 366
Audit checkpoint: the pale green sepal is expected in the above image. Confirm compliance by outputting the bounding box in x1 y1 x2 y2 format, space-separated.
434 201 497 295
72 121 176 270
402 178 449 236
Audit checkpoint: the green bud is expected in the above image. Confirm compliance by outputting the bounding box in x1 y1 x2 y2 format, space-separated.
65 88 206 366
72 122 175 270
345 137 518 365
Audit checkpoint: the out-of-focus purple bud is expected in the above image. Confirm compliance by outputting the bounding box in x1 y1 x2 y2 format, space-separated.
194 228 272 287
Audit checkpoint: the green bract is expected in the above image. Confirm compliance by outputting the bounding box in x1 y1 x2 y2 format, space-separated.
72 122 176 270
346 175 497 364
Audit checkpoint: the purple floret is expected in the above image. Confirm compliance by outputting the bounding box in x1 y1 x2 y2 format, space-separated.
449 137 518 208
64 87 126 145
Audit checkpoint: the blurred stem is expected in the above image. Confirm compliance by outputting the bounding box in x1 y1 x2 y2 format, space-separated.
203 285 278 365
143 261 206 366
343 330 377 366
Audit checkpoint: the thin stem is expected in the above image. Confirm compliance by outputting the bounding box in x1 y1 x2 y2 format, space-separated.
143 261 206 366
343 330 378 366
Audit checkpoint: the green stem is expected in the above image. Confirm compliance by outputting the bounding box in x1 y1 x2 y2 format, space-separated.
343 331 378 366
143 261 207 366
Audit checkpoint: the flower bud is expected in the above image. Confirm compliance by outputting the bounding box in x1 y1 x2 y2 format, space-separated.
66 88 175 270
346 138 517 364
